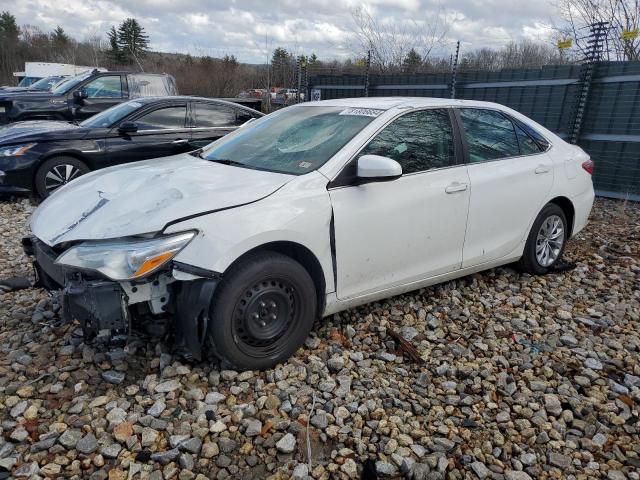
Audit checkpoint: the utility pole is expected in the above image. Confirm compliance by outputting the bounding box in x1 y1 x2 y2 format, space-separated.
569 22 608 144
364 49 371 97
450 41 460 99
296 57 302 103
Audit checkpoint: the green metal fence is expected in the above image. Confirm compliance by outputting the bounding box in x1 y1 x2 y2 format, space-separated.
308 61 640 200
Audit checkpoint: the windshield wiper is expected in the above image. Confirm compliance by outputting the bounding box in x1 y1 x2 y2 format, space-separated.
207 157 247 167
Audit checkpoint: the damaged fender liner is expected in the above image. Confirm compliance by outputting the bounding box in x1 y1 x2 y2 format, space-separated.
174 278 219 361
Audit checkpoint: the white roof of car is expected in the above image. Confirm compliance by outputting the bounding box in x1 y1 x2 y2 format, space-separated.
305 96 500 110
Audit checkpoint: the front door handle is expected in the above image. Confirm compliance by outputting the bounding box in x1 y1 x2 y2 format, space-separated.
172 139 189 145
445 182 468 194
535 165 550 174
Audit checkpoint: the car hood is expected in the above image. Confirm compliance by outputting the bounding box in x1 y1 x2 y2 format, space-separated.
31 153 294 246
0 120 80 144
0 91 56 102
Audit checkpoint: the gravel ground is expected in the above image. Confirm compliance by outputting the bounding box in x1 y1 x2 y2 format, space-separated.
0 197 639 480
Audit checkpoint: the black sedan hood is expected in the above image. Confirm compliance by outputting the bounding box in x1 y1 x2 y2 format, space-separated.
0 120 82 144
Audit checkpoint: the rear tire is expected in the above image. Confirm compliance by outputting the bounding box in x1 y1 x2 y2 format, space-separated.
207 251 317 370
34 156 89 198
518 203 568 275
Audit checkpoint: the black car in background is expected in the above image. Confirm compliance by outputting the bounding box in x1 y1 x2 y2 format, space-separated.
0 96 263 197
0 70 178 124
0 75 68 94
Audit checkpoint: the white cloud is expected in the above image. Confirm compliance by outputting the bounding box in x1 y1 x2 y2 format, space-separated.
3 0 560 62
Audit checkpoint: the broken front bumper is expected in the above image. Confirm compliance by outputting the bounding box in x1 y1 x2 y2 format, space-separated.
23 236 129 340
22 235 219 359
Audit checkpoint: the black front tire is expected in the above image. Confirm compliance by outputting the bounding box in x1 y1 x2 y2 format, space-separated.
207 251 317 370
34 156 90 198
518 203 568 275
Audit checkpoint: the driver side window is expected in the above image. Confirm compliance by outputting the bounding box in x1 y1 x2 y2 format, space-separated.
359 109 455 174
83 76 123 98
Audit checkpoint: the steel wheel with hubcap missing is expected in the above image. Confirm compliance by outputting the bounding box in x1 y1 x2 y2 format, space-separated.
35 156 90 198
207 251 317 370
233 277 298 358
518 203 568 275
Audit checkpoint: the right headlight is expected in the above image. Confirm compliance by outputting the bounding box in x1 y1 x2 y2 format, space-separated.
55 231 195 281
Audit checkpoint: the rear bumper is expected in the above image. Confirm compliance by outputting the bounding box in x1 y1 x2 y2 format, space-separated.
571 185 595 236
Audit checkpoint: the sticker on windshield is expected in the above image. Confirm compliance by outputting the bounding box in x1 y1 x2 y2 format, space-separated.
339 108 384 117
298 161 312 169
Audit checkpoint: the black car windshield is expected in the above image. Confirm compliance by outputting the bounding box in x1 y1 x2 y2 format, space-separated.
51 72 91 94
80 100 144 128
30 76 62 90
200 106 381 175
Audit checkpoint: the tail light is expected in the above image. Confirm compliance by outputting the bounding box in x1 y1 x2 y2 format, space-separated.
581 159 594 175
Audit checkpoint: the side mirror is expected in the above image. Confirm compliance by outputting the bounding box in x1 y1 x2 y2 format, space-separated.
73 89 88 100
357 154 402 181
118 121 138 134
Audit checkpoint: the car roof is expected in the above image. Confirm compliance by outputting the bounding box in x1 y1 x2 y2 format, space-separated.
128 96 263 113
306 96 506 110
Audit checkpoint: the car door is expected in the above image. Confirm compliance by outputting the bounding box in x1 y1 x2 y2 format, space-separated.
71 75 125 120
189 102 253 149
105 103 191 165
455 108 554 268
329 108 470 300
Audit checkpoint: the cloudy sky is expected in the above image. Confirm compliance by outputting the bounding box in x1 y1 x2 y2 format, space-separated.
4 0 559 63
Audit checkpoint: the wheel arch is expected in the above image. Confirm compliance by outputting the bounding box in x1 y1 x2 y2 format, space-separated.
548 196 575 237
223 241 327 316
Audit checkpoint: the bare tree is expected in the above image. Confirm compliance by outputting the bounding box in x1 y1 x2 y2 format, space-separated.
83 29 106 67
554 0 639 60
351 4 448 71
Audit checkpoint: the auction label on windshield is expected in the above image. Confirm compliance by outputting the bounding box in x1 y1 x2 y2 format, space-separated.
339 108 384 117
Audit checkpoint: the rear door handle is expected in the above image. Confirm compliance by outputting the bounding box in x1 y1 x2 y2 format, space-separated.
445 182 468 194
172 139 189 145
535 165 550 174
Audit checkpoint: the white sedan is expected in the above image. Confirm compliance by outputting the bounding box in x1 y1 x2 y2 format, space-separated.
26 97 595 370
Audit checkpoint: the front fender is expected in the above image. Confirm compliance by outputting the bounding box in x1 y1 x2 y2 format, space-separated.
164 172 335 294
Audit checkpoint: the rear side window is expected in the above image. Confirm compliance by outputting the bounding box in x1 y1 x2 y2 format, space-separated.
195 103 237 127
513 118 550 151
136 106 186 130
459 109 520 162
514 124 542 155
359 109 455 174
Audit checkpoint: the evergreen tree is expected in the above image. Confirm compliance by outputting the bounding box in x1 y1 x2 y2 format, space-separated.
271 47 291 86
223 54 238 67
116 18 149 64
403 48 423 72
0 11 19 43
50 25 69 49
107 26 122 63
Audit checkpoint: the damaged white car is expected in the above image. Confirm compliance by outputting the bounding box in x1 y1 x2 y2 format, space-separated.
24 97 595 370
